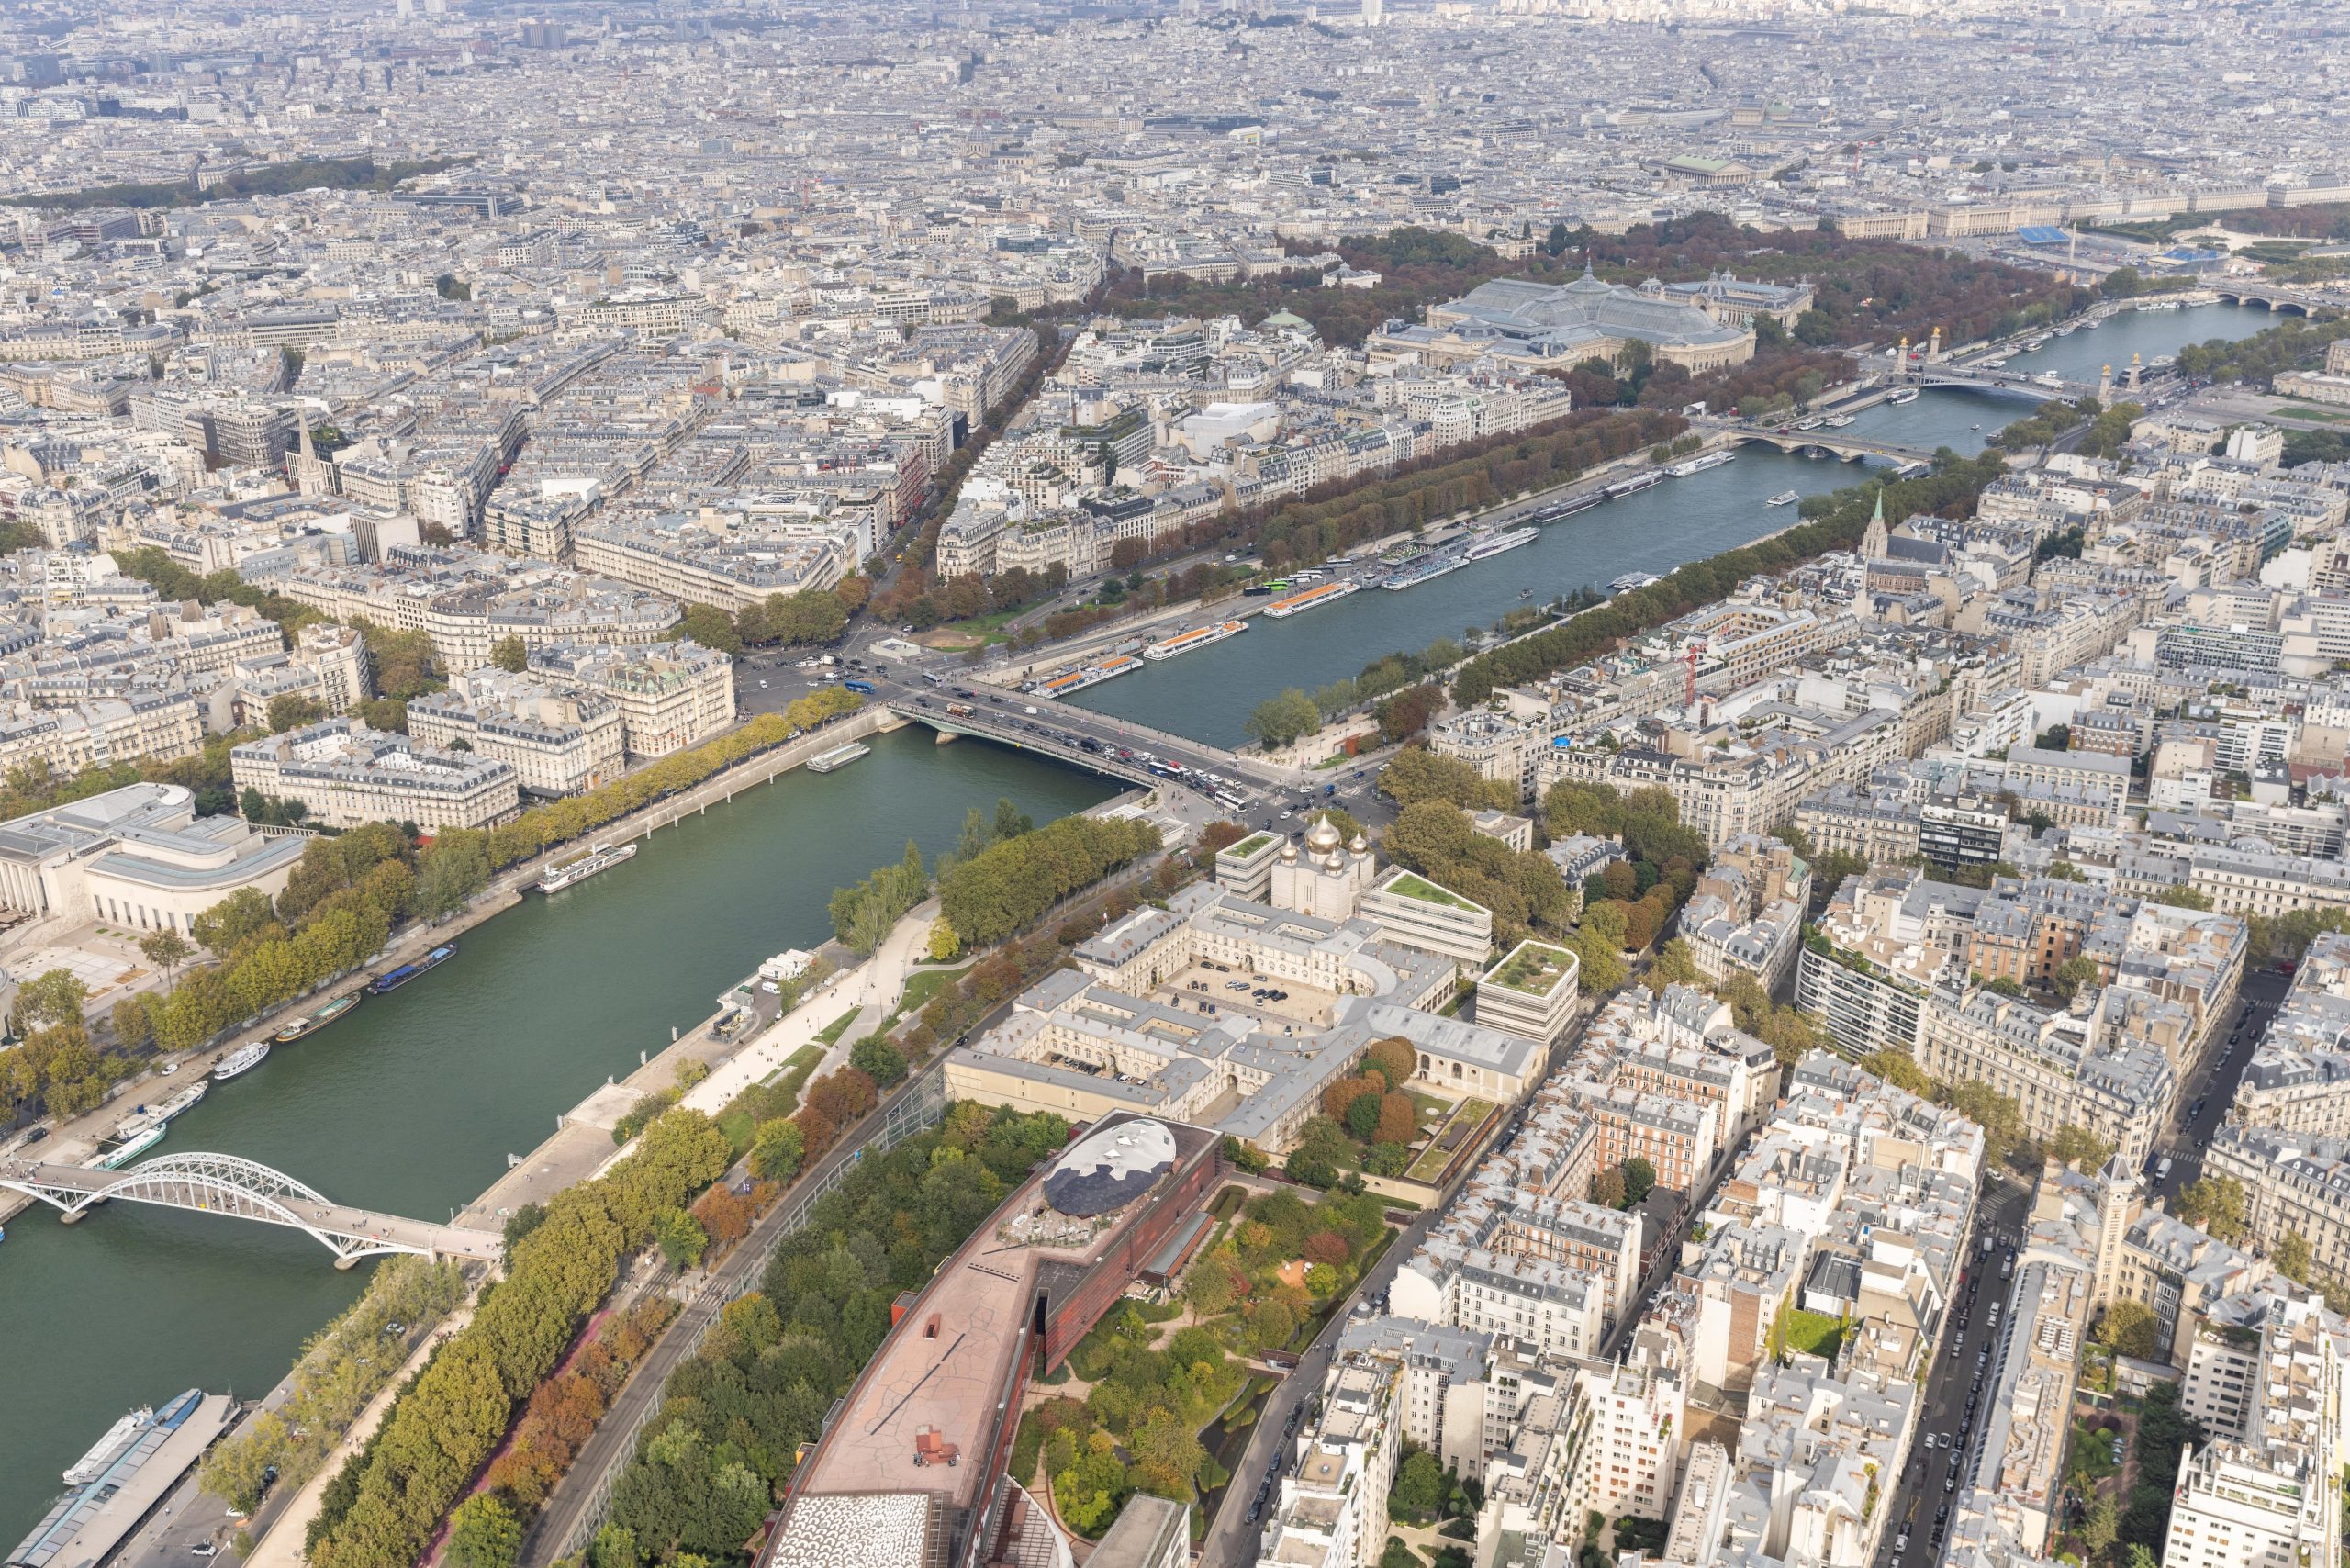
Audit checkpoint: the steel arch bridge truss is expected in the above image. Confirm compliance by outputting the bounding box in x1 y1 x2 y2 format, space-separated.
0 1151 436 1264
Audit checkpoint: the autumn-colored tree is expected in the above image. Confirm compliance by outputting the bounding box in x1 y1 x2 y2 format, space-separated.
806 1066 878 1126
1197 821 1249 858
1321 1074 1382 1122
793 1104 837 1159
1364 1036 1416 1088
1375 1091 1417 1147
691 1184 754 1250
968 953 1024 1004
1302 1231 1351 1268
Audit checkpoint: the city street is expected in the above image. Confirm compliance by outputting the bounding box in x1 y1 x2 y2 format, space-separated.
2151 965 2291 1204
1875 1179 2033 1568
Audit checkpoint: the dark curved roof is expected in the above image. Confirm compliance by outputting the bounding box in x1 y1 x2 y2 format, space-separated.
1044 1117 1178 1216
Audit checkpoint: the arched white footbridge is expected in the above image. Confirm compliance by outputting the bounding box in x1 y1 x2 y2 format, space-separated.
0 1150 503 1268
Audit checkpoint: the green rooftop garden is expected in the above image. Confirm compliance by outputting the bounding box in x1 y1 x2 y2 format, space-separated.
1484 942 1575 995
1223 834 1276 859
1388 872 1478 911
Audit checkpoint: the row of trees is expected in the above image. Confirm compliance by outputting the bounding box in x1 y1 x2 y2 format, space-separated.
114 545 327 637
584 1105 1074 1568
470 689 864 873
746 1059 879 1190
877 323 1067 622
938 812 1164 947
827 842 931 957
108 684 852 1073
134 823 417 1058
1987 394 2099 453
1250 407 1686 572
1710 344 1855 420
198 1258 471 1512
672 579 873 655
453 1294 680 1554
1451 451 2012 703
307 1109 733 1568
2174 312 2350 387
1243 630 1475 750
1379 748 1518 813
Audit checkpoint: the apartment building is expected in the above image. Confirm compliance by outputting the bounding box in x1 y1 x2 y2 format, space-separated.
574 510 862 612
230 716 520 831
407 671 626 797
422 577 683 674
527 639 735 759
1474 939 1581 1047
1429 709 1549 804
2165 1290 2349 1568
1720 1356 1918 1568
0 689 206 778
1956 1251 2094 1554
1916 989 2176 1171
1254 1349 1402 1568
1796 868 1980 1056
2205 1126 2350 1284
1333 1317 1500 1481
1999 745 2131 829
1578 1317 1689 1520
1680 833 1810 993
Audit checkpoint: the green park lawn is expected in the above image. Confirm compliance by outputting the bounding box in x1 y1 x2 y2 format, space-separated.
891 964 973 1025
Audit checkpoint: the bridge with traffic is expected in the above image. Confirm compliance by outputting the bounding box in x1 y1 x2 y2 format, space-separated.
0 1150 505 1267
1731 429 1946 465
888 679 1290 797
1908 364 2099 400
2210 283 2330 314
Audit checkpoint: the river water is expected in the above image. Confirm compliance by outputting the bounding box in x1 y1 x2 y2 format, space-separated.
0 299 2271 1545
0 728 1113 1539
1067 300 2271 749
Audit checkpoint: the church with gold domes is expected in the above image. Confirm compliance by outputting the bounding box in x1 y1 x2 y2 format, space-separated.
1270 812 1378 921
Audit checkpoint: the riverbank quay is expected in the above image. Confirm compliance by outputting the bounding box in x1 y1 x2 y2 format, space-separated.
986 442 1675 689
219 777 1168 1563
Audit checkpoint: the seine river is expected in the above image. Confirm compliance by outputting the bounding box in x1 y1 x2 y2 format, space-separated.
0 728 1113 1537
1067 299 2269 748
0 297 2271 1543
